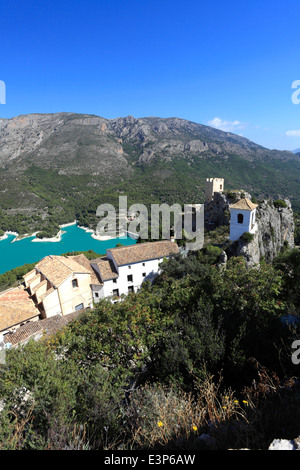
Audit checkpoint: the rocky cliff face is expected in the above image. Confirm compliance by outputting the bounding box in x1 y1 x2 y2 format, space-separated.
204 190 252 231
0 113 297 172
256 199 294 259
204 192 231 230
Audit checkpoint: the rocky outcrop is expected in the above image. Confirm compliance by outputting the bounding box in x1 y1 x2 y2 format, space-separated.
256 199 294 259
204 190 252 231
227 228 261 267
204 192 231 230
268 437 300 450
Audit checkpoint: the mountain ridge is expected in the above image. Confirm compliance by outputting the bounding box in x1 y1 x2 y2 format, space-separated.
0 112 299 237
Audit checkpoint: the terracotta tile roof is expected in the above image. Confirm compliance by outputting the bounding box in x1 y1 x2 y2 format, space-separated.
35 255 91 287
91 257 118 281
70 254 101 285
107 241 179 266
230 198 258 211
3 311 82 346
0 286 39 332
3 321 43 346
55 255 91 273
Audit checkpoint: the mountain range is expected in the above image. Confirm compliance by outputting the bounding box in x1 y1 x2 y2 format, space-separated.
0 112 299 236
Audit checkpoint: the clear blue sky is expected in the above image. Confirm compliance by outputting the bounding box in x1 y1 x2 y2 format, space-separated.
1 0 300 150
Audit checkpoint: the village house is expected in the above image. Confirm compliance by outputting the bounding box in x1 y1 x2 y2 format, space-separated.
23 255 94 318
0 240 179 344
90 240 179 302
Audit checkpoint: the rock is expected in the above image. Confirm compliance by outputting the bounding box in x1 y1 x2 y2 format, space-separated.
204 192 231 230
256 199 294 262
268 439 298 450
219 250 227 265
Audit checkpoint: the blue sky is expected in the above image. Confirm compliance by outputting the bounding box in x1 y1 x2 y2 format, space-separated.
0 0 300 150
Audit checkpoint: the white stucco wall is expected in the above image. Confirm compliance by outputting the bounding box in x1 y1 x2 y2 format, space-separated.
58 273 93 315
42 289 62 318
41 272 93 317
229 208 257 241
91 284 104 303
103 257 166 301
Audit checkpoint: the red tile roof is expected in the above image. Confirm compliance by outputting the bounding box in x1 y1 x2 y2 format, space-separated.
35 255 91 287
230 198 258 211
0 286 39 332
107 241 179 266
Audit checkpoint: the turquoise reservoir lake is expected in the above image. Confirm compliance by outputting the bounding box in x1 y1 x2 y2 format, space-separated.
0 223 136 275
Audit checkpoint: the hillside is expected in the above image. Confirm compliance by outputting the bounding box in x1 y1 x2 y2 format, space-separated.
0 112 299 236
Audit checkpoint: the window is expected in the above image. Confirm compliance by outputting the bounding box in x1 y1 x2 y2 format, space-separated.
95 292 99 298
113 289 119 297
128 286 134 293
220 184 223 190
75 303 84 311
113 279 117 283
127 274 133 282
237 213 244 224
72 279 78 289
142 272 146 277
142 262 145 266
128 265 132 269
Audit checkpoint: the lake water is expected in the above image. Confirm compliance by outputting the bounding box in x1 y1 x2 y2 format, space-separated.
0 223 136 274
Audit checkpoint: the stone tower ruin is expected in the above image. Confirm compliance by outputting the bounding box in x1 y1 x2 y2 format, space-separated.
205 178 224 203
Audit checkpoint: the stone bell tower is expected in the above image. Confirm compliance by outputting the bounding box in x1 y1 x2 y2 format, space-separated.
229 198 258 242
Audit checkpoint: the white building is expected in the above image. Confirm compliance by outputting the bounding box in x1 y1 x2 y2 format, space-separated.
23 255 94 318
229 198 258 242
90 240 179 302
21 241 179 320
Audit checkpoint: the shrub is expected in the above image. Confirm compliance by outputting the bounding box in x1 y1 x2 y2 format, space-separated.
273 199 287 209
126 374 249 450
225 191 238 202
241 231 254 243
198 245 223 264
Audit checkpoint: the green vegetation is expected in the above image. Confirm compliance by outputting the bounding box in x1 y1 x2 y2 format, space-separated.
241 231 255 243
0 262 36 292
1 140 300 239
273 199 288 209
204 225 230 246
0 246 299 450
